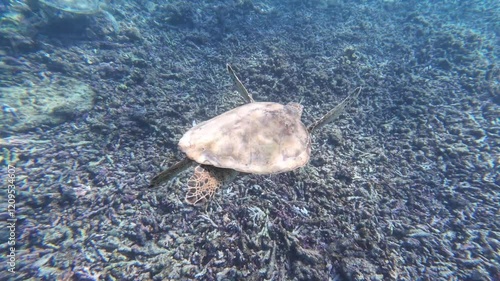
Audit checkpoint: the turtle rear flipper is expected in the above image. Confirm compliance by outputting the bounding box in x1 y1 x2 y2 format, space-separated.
149 157 193 187
185 165 238 205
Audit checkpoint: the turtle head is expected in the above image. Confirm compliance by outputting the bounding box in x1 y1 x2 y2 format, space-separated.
285 102 303 118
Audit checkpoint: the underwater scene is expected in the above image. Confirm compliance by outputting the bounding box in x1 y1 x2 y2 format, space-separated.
1 0 499 280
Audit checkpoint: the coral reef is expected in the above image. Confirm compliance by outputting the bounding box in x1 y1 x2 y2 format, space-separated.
1 76 95 132
0 0 499 280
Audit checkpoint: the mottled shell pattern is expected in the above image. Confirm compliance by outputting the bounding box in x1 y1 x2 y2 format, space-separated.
179 102 311 174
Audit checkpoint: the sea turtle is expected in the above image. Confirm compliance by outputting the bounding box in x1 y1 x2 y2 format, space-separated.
38 0 101 14
36 0 119 32
150 64 361 205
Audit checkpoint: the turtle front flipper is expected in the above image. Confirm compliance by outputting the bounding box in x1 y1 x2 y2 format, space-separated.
307 87 362 134
149 157 193 187
227 64 255 103
185 165 238 205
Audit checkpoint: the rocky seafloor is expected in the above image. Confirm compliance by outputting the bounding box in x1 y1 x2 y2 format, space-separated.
0 0 499 280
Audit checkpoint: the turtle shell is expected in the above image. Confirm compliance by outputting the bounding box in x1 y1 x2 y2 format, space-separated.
179 102 311 174
39 0 100 14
